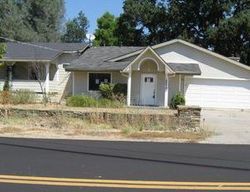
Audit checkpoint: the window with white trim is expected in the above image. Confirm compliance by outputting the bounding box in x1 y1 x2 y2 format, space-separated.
88 73 111 91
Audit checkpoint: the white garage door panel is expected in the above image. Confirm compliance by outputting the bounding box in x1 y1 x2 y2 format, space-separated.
185 78 250 109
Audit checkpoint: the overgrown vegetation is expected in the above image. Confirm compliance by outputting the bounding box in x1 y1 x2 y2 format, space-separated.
66 95 124 108
99 83 127 101
0 111 210 141
66 83 127 108
171 92 185 109
0 90 36 105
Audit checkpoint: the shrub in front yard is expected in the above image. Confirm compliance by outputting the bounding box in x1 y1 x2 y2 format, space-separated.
99 83 114 100
66 95 124 108
66 95 97 107
99 83 127 101
171 92 185 109
97 98 124 108
113 83 127 96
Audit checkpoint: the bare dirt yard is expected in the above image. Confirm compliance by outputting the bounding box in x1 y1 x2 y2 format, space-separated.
0 104 211 143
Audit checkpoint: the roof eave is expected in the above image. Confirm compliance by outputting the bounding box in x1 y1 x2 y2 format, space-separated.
0 58 51 62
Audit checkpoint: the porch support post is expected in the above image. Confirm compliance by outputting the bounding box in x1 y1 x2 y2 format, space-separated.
164 67 169 107
127 67 132 106
4 62 15 90
55 64 59 82
72 72 75 96
45 63 50 93
178 74 181 92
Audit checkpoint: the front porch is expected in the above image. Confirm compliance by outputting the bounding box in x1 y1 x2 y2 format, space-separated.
124 47 184 108
0 61 59 93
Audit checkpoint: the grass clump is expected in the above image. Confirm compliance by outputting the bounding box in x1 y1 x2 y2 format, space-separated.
11 90 36 104
66 95 124 108
66 95 97 107
0 89 36 105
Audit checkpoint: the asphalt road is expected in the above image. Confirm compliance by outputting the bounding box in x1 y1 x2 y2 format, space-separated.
0 137 250 192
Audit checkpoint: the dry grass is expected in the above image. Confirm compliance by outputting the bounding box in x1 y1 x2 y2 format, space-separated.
0 103 176 115
124 130 211 142
0 127 23 134
0 114 211 142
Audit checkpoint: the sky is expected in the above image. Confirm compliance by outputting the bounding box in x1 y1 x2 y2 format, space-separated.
65 0 124 34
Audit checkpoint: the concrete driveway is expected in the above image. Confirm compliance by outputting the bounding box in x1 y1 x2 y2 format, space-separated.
200 108 250 144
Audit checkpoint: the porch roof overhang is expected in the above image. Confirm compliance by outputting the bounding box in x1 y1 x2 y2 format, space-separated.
168 63 201 75
121 46 175 74
64 61 130 71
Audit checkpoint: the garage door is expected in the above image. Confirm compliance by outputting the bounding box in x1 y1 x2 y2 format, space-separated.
184 78 250 109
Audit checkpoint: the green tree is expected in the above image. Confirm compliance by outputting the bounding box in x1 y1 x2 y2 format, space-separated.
0 0 64 42
116 0 167 46
117 0 250 65
22 0 65 42
0 0 35 41
207 1 250 65
61 11 88 43
94 12 118 46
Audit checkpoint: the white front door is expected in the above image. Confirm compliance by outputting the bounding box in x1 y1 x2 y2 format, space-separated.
141 74 157 105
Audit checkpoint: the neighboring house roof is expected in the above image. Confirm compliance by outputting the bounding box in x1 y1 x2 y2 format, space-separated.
2 42 87 61
34 43 87 52
65 46 144 71
168 63 201 75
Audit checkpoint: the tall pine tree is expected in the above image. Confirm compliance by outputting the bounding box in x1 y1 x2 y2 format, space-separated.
0 0 64 42
94 12 118 46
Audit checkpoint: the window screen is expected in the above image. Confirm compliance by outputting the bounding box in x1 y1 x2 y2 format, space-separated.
89 73 111 91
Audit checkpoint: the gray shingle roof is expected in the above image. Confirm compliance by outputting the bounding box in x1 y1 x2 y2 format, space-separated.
65 46 144 71
34 43 87 52
3 42 87 61
168 63 201 75
66 46 202 74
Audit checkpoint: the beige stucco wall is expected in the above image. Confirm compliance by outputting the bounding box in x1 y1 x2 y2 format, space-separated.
112 71 127 84
131 71 141 105
156 42 250 79
73 71 87 95
168 75 180 104
157 72 165 106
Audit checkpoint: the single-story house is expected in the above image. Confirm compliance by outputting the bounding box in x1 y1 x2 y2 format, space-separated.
0 42 87 102
1 39 250 109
